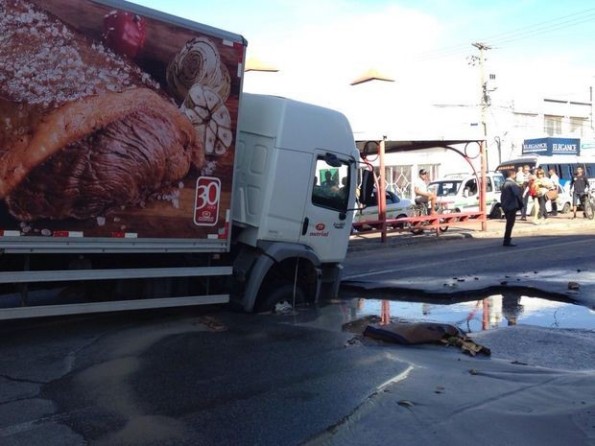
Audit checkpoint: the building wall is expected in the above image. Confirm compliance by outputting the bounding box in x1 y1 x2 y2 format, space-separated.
360 96 594 191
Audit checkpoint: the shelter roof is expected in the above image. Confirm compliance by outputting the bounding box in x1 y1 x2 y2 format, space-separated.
355 139 485 156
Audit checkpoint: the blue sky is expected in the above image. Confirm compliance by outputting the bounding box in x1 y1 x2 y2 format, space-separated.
130 0 595 135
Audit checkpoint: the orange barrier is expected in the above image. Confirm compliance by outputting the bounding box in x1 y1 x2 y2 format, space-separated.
352 211 487 235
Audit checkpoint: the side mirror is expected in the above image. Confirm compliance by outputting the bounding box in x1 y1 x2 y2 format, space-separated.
324 153 342 168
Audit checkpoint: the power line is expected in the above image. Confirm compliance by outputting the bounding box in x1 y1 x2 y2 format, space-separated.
479 8 595 44
490 12 595 48
410 7 595 62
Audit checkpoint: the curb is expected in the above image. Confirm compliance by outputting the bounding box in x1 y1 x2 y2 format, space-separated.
347 215 595 253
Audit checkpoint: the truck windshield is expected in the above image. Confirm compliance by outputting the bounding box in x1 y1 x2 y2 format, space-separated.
312 156 350 212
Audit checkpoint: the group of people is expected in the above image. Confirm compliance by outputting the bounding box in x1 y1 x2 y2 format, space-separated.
500 164 590 247
516 165 558 221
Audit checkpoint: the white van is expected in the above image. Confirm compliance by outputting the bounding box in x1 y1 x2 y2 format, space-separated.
429 172 505 218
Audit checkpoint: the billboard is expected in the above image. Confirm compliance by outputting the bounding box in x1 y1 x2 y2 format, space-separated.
522 137 580 156
0 0 245 243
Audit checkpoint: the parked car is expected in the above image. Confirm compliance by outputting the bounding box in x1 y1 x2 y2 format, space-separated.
429 172 505 218
524 183 572 215
353 190 414 229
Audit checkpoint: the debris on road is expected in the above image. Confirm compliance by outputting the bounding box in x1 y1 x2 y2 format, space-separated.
344 319 492 357
568 281 580 290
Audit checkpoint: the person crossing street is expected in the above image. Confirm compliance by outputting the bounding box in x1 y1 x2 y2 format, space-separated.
500 168 524 247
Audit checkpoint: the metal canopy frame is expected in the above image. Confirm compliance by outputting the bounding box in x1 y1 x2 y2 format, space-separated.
355 139 488 242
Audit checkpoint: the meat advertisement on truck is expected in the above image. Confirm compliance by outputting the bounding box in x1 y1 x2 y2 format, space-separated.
0 0 358 320
0 0 245 243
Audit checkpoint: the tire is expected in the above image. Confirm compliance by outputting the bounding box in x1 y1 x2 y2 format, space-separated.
586 198 595 220
409 205 425 235
437 207 450 232
391 214 408 229
561 202 571 214
488 205 503 219
438 216 449 232
256 283 306 313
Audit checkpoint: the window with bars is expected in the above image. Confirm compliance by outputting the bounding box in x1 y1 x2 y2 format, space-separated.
357 164 439 201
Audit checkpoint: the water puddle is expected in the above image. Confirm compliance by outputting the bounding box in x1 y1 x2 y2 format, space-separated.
342 293 594 332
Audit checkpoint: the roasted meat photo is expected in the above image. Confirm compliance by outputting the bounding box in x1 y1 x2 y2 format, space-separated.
0 0 204 222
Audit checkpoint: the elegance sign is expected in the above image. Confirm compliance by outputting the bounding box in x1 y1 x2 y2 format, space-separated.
522 137 580 156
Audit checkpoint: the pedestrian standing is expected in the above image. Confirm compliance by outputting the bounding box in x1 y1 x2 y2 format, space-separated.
533 168 553 221
570 166 590 218
500 168 524 247
519 165 531 221
548 168 559 216
515 166 525 186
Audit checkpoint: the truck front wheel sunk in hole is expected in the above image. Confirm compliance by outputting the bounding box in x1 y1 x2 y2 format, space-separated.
257 283 306 313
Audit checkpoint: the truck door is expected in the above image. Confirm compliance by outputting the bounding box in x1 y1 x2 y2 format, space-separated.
300 153 354 262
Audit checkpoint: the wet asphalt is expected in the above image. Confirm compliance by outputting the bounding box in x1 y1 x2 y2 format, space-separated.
0 213 594 445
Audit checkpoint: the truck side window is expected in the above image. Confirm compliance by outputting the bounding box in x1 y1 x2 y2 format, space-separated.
312 156 350 212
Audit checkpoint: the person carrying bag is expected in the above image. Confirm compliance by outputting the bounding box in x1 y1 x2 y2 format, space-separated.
533 168 555 221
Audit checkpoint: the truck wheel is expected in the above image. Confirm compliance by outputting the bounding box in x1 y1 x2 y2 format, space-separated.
561 202 571 214
256 283 306 313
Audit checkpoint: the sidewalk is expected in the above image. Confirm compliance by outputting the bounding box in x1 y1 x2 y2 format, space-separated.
347 212 595 252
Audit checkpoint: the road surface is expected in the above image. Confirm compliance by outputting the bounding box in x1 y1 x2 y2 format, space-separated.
1 215 593 445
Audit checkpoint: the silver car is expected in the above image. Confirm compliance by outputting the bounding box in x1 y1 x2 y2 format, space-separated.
353 191 414 229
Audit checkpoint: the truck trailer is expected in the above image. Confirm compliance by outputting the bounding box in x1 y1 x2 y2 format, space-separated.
0 0 359 319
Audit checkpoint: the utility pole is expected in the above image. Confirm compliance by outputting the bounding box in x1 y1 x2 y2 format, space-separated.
471 42 491 231
471 42 491 149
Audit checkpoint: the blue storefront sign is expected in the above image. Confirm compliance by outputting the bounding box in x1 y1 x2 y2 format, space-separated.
522 137 580 156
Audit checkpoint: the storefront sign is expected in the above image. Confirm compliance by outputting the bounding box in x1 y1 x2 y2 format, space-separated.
522 137 580 156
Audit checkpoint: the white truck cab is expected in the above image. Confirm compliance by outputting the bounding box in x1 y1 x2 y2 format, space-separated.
232 94 359 311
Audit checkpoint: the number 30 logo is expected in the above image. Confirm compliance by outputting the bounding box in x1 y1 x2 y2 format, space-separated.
194 177 221 226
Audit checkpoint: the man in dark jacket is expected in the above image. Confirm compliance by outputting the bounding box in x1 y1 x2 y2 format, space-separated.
570 166 590 218
500 168 524 247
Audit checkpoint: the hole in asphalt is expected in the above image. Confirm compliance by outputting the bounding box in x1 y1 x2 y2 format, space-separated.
344 294 594 332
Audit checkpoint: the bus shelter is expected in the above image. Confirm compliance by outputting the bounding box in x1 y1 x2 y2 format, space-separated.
353 138 488 242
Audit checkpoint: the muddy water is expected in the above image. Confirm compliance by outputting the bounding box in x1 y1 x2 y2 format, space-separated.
345 294 594 332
